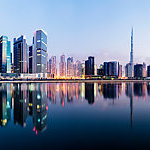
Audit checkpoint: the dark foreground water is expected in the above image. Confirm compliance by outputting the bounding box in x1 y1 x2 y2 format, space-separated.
1 82 150 149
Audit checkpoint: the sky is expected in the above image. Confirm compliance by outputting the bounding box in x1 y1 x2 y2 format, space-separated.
0 0 150 66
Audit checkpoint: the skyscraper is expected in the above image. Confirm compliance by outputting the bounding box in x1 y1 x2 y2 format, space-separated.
49 56 57 78
0 36 11 73
130 28 133 65
33 30 48 73
74 60 82 78
125 28 134 78
59 55 66 77
104 61 118 77
29 46 33 73
13 36 28 73
85 56 94 76
67 57 74 77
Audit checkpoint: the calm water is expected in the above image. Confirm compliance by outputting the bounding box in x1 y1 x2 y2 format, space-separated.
1 82 150 149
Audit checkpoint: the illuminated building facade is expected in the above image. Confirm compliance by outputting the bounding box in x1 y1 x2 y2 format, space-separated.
33 30 48 73
29 46 33 73
104 61 118 77
49 56 57 78
85 56 94 76
74 60 82 78
0 36 11 73
67 57 74 77
59 54 66 77
13 36 28 73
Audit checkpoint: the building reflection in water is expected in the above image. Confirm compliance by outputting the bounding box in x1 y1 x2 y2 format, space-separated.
0 83 48 134
85 83 95 104
125 83 133 128
0 82 149 131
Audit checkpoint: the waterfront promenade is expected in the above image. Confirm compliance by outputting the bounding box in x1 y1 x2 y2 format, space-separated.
0 79 150 83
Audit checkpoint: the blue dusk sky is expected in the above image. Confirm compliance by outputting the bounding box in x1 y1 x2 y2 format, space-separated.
0 0 150 66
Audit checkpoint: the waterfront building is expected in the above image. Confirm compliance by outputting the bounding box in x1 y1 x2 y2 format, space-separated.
104 61 118 77
81 63 85 78
143 63 146 77
94 64 97 75
147 65 150 77
33 30 48 73
134 64 144 78
67 57 74 77
13 35 28 73
49 56 57 78
74 60 82 78
118 64 122 77
125 63 133 78
0 36 11 73
97 64 104 76
85 56 94 76
29 46 33 73
59 54 66 77
127 28 134 77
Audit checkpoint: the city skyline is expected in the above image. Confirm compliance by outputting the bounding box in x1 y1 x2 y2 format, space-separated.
1 0 150 66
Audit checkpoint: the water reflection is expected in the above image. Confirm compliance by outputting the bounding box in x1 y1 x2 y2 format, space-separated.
0 82 150 134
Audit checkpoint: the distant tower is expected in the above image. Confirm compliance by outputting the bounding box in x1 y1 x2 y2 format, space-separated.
130 28 133 65
130 28 134 77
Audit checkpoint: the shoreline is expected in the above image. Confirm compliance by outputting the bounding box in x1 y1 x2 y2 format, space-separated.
0 79 150 83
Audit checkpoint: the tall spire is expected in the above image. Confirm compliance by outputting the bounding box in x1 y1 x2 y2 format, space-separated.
130 27 133 64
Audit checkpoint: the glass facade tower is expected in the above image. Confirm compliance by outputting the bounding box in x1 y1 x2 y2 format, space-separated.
33 30 48 73
13 36 28 73
0 36 11 73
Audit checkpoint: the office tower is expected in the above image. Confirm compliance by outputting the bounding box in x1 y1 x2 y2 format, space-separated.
81 63 85 78
125 63 132 77
85 56 94 76
49 56 57 78
59 54 66 77
94 64 97 75
97 64 104 76
118 64 122 77
29 46 33 73
143 62 146 77
104 61 118 77
74 60 82 78
134 64 144 78
67 57 74 77
33 29 48 73
0 36 11 73
13 35 28 73
147 65 150 77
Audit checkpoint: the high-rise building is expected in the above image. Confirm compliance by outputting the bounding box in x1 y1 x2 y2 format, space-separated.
49 56 57 78
127 28 134 77
104 61 118 77
147 65 150 77
85 56 94 76
29 46 33 73
59 55 66 77
74 60 82 78
143 62 146 77
118 64 122 77
134 64 143 78
0 36 11 73
67 57 74 77
13 35 28 73
125 63 133 77
81 63 85 78
33 30 48 73
97 64 104 76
